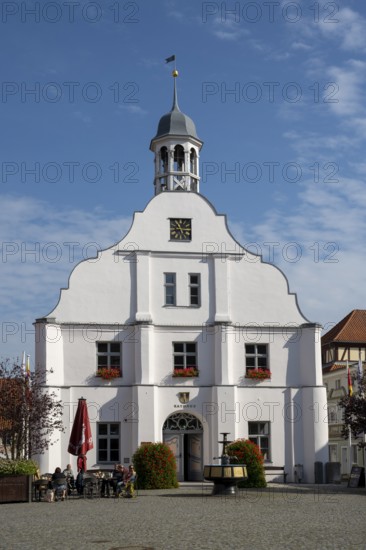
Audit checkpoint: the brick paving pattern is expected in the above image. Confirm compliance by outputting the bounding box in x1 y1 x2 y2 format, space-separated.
0 484 365 550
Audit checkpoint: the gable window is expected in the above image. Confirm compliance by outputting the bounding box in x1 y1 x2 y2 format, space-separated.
248 421 270 461
164 273 176 305
97 342 121 375
189 274 200 307
173 342 197 371
97 422 120 463
245 344 269 375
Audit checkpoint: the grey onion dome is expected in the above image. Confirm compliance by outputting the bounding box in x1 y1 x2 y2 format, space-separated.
153 77 199 140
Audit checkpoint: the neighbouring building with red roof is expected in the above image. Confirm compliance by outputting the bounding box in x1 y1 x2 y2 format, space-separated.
322 310 366 476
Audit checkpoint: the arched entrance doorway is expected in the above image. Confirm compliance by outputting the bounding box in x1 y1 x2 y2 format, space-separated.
163 412 203 482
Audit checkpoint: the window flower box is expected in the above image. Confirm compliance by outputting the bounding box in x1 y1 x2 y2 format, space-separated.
172 367 199 378
96 368 121 381
245 369 271 380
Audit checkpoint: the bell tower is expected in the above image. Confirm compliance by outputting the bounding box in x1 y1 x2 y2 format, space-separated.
150 69 203 195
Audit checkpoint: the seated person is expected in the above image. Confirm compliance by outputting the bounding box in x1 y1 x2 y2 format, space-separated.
52 467 67 501
101 464 120 497
62 463 75 495
76 455 86 494
115 465 128 496
123 465 137 498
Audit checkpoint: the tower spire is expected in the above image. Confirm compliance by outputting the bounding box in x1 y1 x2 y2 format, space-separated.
172 68 180 111
150 63 203 195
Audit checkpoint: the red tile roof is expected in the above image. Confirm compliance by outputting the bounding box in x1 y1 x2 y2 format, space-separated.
322 363 346 374
322 310 366 345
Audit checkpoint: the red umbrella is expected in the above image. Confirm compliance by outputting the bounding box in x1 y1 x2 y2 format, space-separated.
68 397 93 469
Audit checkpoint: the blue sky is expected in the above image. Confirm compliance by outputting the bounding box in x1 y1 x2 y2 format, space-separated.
1 0 366 364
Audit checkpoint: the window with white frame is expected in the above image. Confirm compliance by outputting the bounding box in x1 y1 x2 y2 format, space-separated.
164 273 176 306
352 445 358 464
173 342 197 371
97 422 120 463
329 444 337 462
245 344 269 374
328 406 337 424
96 342 122 374
189 274 200 307
248 422 270 461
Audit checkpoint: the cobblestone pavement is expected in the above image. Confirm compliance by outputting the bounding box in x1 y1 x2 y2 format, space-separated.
1 484 365 550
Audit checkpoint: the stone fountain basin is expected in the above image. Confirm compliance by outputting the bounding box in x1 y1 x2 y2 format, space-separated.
203 464 248 482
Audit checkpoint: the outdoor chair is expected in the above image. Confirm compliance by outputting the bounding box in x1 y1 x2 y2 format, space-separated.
52 477 67 501
83 476 99 499
33 478 49 502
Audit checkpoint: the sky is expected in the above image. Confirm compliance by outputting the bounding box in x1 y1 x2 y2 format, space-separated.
1 0 366 365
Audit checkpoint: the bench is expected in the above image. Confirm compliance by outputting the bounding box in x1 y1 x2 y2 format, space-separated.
264 466 287 483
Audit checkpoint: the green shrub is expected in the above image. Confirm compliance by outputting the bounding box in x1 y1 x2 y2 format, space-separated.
132 442 179 489
0 458 39 476
227 439 267 488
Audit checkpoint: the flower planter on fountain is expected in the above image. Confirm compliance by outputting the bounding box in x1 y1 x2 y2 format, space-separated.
203 433 247 496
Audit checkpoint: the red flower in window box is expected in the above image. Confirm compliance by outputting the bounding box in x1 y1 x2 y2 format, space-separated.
245 369 271 380
172 367 199 378
96 368 121 380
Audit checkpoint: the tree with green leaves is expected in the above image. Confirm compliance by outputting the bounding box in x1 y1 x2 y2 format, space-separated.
0 360 64 460
339 374 366 445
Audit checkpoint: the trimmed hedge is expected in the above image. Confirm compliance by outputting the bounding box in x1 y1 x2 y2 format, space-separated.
0 458 38 476
227 439 267 488
132 442 179 489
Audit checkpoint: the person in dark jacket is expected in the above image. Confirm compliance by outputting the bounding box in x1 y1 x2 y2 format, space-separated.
52 467 67 501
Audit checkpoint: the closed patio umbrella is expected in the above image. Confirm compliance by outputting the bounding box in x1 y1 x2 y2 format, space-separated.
68 397 93 470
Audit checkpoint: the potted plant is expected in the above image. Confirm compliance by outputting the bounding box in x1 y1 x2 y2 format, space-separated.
172 367 199 378
245 369 271 380
0 459 38 504
96 368 121 381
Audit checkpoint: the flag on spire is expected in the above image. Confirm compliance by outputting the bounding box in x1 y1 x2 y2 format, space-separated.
165 55 175 63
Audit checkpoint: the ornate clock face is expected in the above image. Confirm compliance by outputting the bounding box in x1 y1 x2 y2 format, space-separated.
170 218 192 241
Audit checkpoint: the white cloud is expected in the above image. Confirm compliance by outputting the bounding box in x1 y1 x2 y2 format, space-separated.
317 7 366 52
211 18 250 41
118 104 148 116
228 177 366 328
0 195 132 363
73 111 92 124
326 60 366 117
291 42 312 51
282 130 357 166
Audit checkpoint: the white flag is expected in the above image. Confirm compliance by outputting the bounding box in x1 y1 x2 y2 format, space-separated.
358 357 363 383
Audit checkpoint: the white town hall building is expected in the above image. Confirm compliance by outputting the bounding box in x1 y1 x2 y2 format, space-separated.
35 73 328 482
